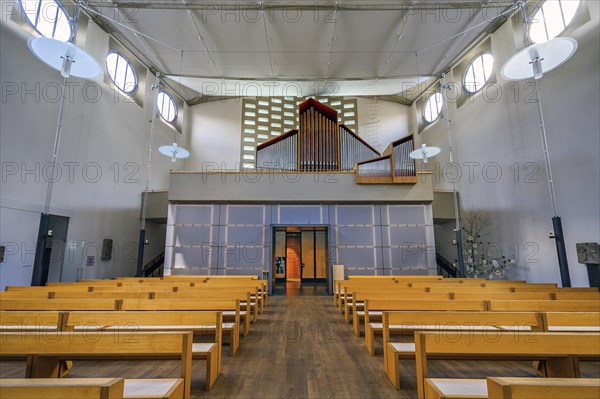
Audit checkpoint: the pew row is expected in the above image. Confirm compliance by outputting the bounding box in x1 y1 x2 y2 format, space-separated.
0 331 205 398
386 331 600 398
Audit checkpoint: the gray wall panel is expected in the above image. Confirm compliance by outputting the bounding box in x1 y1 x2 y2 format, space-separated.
277 205 323 225
174 205 215 225
336 205 376 225
336 225 377 247
385 205 427 225
389 226 427 246
174 226 213 246
164 203 436 278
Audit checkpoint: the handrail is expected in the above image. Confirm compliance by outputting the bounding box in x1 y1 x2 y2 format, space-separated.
142 251 165 277
436 252 458 278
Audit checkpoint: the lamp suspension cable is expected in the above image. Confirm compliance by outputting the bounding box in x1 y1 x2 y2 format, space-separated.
136 72 161 277
440 73 466 278
516 1 570 286
42 1 84 216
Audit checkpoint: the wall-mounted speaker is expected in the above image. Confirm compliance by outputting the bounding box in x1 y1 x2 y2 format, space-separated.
101 239 113 261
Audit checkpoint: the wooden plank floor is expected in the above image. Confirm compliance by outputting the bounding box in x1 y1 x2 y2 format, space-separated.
1 294 599 398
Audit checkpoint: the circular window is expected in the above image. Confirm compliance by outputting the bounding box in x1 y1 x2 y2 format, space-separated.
423 92 443 123
463 53 494 94
157 92 177 123
529 0 581 44
106 52 138 94
20 0 72 42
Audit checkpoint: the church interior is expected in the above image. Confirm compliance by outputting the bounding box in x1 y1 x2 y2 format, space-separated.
0 1 599 398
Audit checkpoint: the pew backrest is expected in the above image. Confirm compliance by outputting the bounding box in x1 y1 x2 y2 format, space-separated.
487 300 600 312
0 299 120 311
486 377 600 399
0 378 125 399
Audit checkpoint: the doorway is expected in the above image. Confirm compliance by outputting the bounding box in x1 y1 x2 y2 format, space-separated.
272 226 328 295
31 214 69 286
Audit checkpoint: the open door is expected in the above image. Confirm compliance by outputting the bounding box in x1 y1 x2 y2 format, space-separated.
286 233 302 282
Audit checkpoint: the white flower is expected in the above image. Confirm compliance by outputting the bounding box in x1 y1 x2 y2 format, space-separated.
473 250 478 255
472 243 477 248
482 260 488 265
492 260 499 266
468 236 473 241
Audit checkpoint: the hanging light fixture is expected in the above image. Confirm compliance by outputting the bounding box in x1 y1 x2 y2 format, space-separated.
158 51 191 163
30 1 102 286
410 143 441 164
159 142 190 162
27 0 101 80
500 3 579 287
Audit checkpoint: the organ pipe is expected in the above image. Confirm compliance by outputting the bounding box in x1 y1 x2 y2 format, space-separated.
257 98 390 173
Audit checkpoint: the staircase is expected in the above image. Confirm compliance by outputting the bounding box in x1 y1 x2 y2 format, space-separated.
436 252 458 278
142 251 165 277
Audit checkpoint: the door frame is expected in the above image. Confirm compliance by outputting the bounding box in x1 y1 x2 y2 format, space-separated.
271 225 330 286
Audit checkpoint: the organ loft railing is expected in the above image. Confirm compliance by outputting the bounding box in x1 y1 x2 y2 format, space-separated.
256 98 417 184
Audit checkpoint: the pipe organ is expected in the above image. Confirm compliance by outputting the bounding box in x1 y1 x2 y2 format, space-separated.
257 98 380 171
339 124 380 171
356 135 417 183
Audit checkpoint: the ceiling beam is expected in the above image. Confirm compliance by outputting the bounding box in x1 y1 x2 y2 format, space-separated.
87 2 516 11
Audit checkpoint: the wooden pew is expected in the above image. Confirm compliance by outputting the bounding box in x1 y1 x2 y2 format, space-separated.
0 331 199 398
513 286 598 293
48 281 122 286
335 280 402 310
348 292 452 332
205 275 258 280
428 286 515 293
452 292 553 301
487 300 600 312
0 299 121 311
411 331 600 398
333 279 399 307
553 292 600 300
4 286 91 292
424 377 600 399
486 377 600 399
0 291 53 299
0 311 65 332
51 292 152 300
202 280 268 311
393 276 444 281
382 311 545 378
345 289 445 321
64 310 225 371
0 378 130 399
91 285 178 293
171 287 258 322
359 299 487 342
341 285 423 316
120 298 248 336
546 312 600 332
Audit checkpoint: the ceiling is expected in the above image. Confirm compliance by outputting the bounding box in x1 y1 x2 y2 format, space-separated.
83 0 517 104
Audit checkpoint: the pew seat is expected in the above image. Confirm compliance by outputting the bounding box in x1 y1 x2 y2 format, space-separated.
424 377 600 399
425 378 488 399
123 379 184 399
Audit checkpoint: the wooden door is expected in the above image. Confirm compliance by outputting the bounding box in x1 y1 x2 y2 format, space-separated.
286 234 301 282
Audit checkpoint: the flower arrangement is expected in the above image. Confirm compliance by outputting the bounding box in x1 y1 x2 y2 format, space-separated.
455 209 515 279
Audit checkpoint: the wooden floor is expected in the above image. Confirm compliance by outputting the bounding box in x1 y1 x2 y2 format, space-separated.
2 294 599 398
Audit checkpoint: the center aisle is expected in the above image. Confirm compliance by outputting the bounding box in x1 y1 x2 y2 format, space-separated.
202 295 406 399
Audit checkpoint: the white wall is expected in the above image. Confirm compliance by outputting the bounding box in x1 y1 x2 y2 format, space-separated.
413 2 600 286
186 99 243 171
356 97 411 152
0 17 184 287
185 96 410 173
